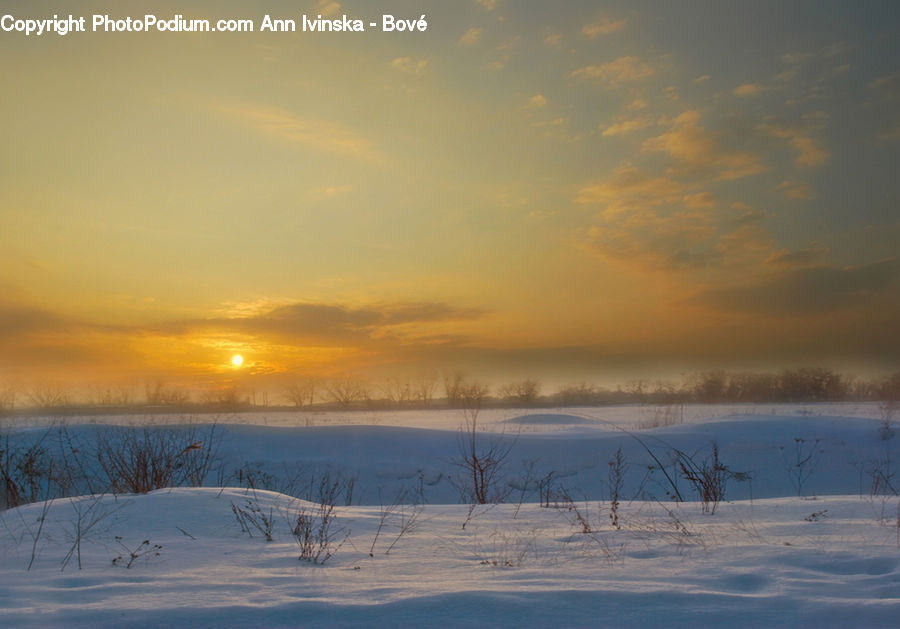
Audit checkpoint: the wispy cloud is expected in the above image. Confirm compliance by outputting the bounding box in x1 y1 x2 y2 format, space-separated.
390 56 429 76
217 104 380 161
600 117 651 137
457 27 484 47
528 93 548 108
733 83 764 97
314 0 341 18
569 56 655 86
582 16 627 38
160 301 487 345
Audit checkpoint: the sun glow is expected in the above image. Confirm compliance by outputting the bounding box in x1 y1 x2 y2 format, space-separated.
231 354 244 367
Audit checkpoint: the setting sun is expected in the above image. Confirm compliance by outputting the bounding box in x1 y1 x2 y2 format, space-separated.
231 354 244 367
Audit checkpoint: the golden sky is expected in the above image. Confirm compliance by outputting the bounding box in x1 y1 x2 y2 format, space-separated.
1 0 899 395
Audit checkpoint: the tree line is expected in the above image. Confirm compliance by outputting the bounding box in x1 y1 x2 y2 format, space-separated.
1 367 898 414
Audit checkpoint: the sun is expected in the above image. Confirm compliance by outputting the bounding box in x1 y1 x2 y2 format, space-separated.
231 354 244 367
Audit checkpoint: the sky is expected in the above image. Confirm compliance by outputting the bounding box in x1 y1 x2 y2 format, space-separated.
1 0 898 398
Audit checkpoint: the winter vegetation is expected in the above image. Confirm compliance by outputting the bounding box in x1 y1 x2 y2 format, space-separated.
1 397 899 627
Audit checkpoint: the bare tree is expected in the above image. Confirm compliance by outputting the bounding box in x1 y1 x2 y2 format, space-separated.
25 384 69 409
89 385 134 406
0 382 16 412
325 377 365 407
443 370 467 407
553 382 600 406
382 376 413 407
202 385 243 410
413 372 437 406
283 377 319 408
451 381 514 505
497 378 541 406
144 380 190 406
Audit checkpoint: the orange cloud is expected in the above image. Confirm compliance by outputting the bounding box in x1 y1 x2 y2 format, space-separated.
458 27 483 46
569 56 655 86
733 83 764 97
642 111 767 180
601 117 651 137
582 17 627 37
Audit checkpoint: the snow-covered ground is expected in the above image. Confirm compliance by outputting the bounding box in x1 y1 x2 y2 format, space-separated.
1 405 898 627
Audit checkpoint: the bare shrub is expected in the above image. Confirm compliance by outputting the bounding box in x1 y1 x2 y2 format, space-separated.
61 495 122 571
289 500 347 564
95 424 222 494
0 429 80 509
112 537 163 568
867 456 897 496
780 437 824 497
475 528 536 568
449 382 515 505
676 442 730 515
637 404 684 430
232 499 276 541
369 488 423 556
608 447 625 530
556 490 595 534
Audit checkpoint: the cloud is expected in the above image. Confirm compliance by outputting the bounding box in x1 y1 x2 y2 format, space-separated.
777 180 813 200
575 166 735 271
528 93 547 108
484 36 519 71
569 56 655 86
600 117 651 137
692 75 710 84
390 56 428 76
164 301 487 345
733 83 763 97
762 121 829 168
575 165 685 214
0 303 73 339
457 27 484 46
765 244 829 267
642 110 766 180
218 104 379 161
692 259 900 315
474 0 498 10
682 192 716 209
582 17 627 38
315 0 341 18
543 33 562 47
626 98 648 111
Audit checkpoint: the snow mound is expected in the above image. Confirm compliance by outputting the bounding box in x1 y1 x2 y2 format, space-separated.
2 490 899 627
504 413 598 425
